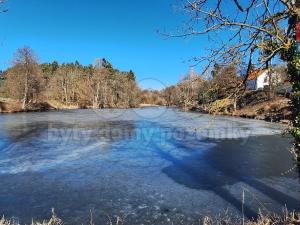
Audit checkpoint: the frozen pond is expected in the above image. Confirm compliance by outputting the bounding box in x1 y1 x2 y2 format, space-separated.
0 107 299 224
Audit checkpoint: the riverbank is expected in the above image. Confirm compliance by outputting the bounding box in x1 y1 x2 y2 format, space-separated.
0 96 292 126
0 98 143 113
188 96 291 124
0 99 78 113
139 103 162 108
231 97 291 123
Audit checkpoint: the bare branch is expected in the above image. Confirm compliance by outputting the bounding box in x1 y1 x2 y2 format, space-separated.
0 0 7 13
232 0 244 12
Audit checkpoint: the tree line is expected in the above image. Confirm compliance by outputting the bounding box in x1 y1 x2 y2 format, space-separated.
0 47 141 110
163 64 243 110
162 64 288 113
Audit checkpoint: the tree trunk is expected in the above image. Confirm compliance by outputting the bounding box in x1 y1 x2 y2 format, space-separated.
289 5 300 164
22 76 28 110
233 96 237 113
269 69 275 100
63 80 68 104
96 82 100 108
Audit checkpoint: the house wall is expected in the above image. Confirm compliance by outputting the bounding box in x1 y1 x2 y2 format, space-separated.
247 70 285 90
256 71 283 90
256 71 269 89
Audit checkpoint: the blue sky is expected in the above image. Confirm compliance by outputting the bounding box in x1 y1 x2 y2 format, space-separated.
0 0 206 89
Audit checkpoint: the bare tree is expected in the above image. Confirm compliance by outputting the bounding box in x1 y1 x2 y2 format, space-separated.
168 1 292 71
89 67 107 108
167 0 300 162
4 47 42 109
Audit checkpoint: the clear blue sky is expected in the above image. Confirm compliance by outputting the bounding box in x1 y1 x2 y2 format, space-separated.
0 0 206 89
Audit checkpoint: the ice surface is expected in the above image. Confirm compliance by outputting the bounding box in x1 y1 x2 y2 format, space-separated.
0 108 298 224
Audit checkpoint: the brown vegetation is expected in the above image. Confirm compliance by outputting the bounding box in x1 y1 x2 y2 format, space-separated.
0 48 143 112
139 90 166 106
1 210 299 225
162 64 291 123
203 210 300 225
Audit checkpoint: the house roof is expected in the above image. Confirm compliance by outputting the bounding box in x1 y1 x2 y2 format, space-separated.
247 69 268 81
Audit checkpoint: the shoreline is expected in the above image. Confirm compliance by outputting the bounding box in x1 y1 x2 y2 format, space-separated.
188 108 290 125
0 99 291 125
0 101 165 114
186 97 291 125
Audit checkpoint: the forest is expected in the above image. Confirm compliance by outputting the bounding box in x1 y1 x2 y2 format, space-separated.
0 47 141 111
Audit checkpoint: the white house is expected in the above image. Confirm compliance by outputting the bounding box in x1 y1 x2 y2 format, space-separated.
246 69 282 90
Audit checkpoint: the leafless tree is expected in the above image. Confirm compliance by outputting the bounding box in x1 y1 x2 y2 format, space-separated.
165 0 296 82
165 0 300 161
4 47 43 109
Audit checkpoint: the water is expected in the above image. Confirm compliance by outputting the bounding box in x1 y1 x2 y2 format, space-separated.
0 107 299 224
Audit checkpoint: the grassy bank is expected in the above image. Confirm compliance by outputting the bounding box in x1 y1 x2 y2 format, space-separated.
0 99 78 113
188 94 291 124
0 98 140 114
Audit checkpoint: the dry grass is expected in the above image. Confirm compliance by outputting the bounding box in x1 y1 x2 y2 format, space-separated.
0 210 62 225
0 99 81 113
203 210 300 225
46 101 79 110
0 101 23 113
233 97 291 122
1 210 299 225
